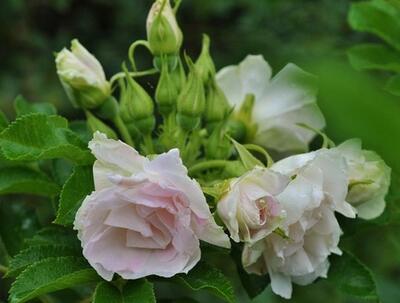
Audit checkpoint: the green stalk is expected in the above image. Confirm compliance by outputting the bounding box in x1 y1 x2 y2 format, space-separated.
113 115 134 146
188 160 230 175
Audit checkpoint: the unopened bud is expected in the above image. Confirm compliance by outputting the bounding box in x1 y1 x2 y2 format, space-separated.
55 39 110 109
119 68 155 134
146 0 183 56
204 81 230 130
195 34 216 84
205 124 232 159
177 61 205 131
170 57 186 94
155 57 179 115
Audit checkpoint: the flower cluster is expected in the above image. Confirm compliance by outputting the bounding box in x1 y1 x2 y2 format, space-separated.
53 0 391 299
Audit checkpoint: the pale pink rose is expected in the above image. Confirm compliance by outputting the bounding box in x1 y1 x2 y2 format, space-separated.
217 167 289 243
74 132 230 281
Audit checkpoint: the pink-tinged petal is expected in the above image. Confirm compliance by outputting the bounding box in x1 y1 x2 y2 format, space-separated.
89 132 148 190
104 204 152 237
145 149 212 220
115 187 178 213
192 215 231 249
126 229 170 249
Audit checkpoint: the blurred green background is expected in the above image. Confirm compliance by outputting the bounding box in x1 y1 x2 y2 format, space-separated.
0 0 399 302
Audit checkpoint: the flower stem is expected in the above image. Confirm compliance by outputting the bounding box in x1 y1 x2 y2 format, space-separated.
110 69 159 88
189 160 230 175
113 115 134 147
128 40 152 71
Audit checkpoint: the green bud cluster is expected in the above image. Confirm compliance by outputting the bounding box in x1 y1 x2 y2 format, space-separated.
55 0 249 166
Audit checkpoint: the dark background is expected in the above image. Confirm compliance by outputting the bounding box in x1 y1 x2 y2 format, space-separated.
0 1 399 302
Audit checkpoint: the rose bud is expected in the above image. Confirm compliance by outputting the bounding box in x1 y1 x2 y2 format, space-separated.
146 0 183 57
56 39 110 110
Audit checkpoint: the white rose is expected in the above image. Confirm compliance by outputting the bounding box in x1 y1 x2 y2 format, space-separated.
336 139 391 219
216 55 326 153
243 149 355 299
217 167 289 243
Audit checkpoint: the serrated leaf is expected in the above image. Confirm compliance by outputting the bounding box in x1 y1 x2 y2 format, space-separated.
0 114 93 164
93 280 155 303
176 262 236 303
0 110 9 131
55 166 93 226
8 256 99 303
14 95 57 117
0 167 60 197
6 244 81 277
385 74 400 96
328 251 378 300
347 43 400 72
348 0 400 51
25 226 81 248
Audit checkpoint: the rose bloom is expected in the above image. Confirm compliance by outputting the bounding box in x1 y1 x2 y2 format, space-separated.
336 139 391 219
216 55 326 153
74 132 230 280
242 149 356 299
217 167 289 243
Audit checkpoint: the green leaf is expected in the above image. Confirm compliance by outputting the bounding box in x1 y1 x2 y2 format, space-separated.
6 244 81 277
25 226 81 249
385 74 400 96
347 43 400 72
231 139 263 170
0 201 40 256
55 166 94 226
14 95 57 117
348 0 400 51
176 262 236 303
0 110 9 131
0 167 60 197
328 251 378 300
231 244 269 299
69 120 92 143
93 280 156 303
0 114 93 164
9 256 99 303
